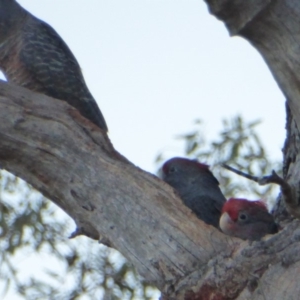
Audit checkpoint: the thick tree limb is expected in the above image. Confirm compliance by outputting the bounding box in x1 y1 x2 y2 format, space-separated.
0 80 231 297
2 80 300 299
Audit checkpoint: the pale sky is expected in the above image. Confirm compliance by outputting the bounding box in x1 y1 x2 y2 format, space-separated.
2 1 286 299
15 0 285 173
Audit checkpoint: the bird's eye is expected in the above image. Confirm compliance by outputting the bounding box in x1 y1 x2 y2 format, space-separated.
239 213 247 221
169 166 176 173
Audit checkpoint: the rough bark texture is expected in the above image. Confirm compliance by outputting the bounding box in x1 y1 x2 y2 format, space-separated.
0 81 234 298
1 0 300 299
203 0 300 298
0 79 296 299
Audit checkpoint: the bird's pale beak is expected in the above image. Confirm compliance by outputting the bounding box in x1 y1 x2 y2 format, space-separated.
219 212 233 234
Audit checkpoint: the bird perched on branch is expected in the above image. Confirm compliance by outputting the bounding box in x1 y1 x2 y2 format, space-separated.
0 0 108 132
161 157 226 228
220 198 278 240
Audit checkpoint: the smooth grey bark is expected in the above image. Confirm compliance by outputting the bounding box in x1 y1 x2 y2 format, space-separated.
1 0 300 298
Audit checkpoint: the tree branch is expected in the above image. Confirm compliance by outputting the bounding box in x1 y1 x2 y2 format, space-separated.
0 80 232 297
2 78 300 299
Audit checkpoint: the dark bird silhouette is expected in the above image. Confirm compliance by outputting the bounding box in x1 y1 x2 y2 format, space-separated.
220 198 278 240
0 0 108 131
161 157 226 228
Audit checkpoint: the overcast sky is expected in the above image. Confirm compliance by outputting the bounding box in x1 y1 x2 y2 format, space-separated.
14 0 285 174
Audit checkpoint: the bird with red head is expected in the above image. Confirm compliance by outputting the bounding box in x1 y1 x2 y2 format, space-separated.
161 157 226 228
220 198 278 240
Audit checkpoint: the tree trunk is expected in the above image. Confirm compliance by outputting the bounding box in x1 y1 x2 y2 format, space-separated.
1 0 300 299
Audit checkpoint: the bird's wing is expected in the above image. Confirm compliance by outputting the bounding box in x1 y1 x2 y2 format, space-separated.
20 17 108 131
188 195 224 228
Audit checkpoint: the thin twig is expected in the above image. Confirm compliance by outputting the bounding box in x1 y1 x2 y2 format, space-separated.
222 163 297 210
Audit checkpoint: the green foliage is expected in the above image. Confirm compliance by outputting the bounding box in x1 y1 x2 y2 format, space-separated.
0 114 281 299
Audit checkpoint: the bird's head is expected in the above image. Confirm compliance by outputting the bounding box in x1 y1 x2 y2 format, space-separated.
161 157 210 179
220 198 278 240
161 157 219 191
